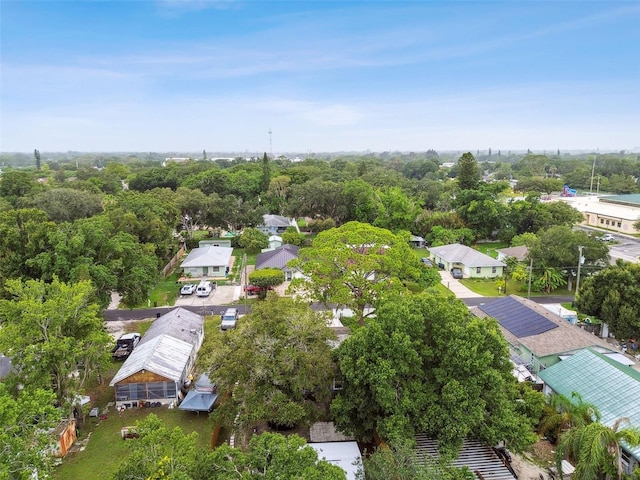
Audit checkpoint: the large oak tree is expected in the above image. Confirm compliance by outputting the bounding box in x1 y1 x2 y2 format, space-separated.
205 296 336 438
289 221 439 325
331 293 538 457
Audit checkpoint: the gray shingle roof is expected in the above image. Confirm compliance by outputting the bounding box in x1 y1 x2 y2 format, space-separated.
428 243 506 267
496 245 529 261
256 244 300 270
262 214 295 227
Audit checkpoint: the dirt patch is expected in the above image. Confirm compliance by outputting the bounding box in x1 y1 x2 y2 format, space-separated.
512 439 556 480
104 319 150 341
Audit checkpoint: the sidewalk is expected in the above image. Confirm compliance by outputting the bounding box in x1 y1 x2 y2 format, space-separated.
438 271 483 298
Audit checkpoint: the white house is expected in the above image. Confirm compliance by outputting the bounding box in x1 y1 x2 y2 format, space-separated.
258 214 299 235
428 243 505 278
180 246 233 278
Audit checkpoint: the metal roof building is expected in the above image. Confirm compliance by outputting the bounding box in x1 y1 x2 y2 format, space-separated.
415 436 516 480
539 348 640 472
109 308 204 407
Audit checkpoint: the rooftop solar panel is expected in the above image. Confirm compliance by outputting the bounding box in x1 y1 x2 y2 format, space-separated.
479 297 558 338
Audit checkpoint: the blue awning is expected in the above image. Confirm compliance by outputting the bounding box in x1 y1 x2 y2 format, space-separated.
178 390 218 412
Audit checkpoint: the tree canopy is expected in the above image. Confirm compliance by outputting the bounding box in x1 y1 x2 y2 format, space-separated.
112 414 347 480
205 296 336 434
290 222 439 324
331 293 538 457
0 383 61 480
576 260 640 339
0 277 112 410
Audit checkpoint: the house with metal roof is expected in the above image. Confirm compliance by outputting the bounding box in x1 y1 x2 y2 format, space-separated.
255 244 301 281
180 245 233 278
428 243 505 278
258 214 299 235
414 436 517 480
109 308 204 408
538 348 640 474
472 295 618 373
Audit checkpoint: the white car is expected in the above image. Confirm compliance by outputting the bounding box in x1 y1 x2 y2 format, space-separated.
601 234 615 242
180 284 197 295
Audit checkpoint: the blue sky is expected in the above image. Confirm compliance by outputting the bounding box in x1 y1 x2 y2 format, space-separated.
1 1 639 153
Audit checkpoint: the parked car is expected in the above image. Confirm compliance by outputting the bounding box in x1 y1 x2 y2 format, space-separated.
451 267 463 279
600 234 615 242
420 257 434 267
221 308 239 330
196 281 213 297
180 284 197 295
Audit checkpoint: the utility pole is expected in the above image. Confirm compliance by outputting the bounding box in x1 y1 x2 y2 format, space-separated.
527 258 533 299
575 245 585 296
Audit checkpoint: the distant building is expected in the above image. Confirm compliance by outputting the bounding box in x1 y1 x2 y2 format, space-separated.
560 194 640 234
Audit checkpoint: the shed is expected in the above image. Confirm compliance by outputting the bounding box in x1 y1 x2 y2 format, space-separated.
109 308 204 407
49 418 77 458
409 234 426 248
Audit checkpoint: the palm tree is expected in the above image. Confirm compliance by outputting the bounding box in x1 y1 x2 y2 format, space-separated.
556 418 640 480
539 392 600 443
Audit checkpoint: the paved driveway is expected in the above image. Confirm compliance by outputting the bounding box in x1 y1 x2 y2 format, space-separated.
174 284 240 306
439 270 483 298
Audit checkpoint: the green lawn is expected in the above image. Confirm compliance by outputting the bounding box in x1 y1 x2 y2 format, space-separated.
460 277 574 298
55 317 223 480
53 408 215 480
474 242 509 258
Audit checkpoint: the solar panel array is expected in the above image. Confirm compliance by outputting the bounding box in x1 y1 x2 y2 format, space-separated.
479 296 558 338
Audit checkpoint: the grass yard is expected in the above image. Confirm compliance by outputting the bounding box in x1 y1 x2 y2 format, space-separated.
55 316 224 480
460 277 574 297
474 242 509 258
53 408 215 480
131 270 182 308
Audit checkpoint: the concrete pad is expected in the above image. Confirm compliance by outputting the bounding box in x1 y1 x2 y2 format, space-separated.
439 271 483 298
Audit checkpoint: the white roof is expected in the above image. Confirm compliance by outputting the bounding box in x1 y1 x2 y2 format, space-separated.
141 307 203 345
308 442 361 480
110 308 204 386
180 246 233 268
109 334 193 385
560 196 640 220
428 243 506 268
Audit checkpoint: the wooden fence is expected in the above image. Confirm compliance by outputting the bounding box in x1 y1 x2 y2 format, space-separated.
161 246 185 278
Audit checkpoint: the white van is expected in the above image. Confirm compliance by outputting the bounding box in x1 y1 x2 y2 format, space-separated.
196 281 213 297
221 308 239 330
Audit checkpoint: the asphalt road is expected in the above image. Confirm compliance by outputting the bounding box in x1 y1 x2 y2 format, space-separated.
102 296 576 321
